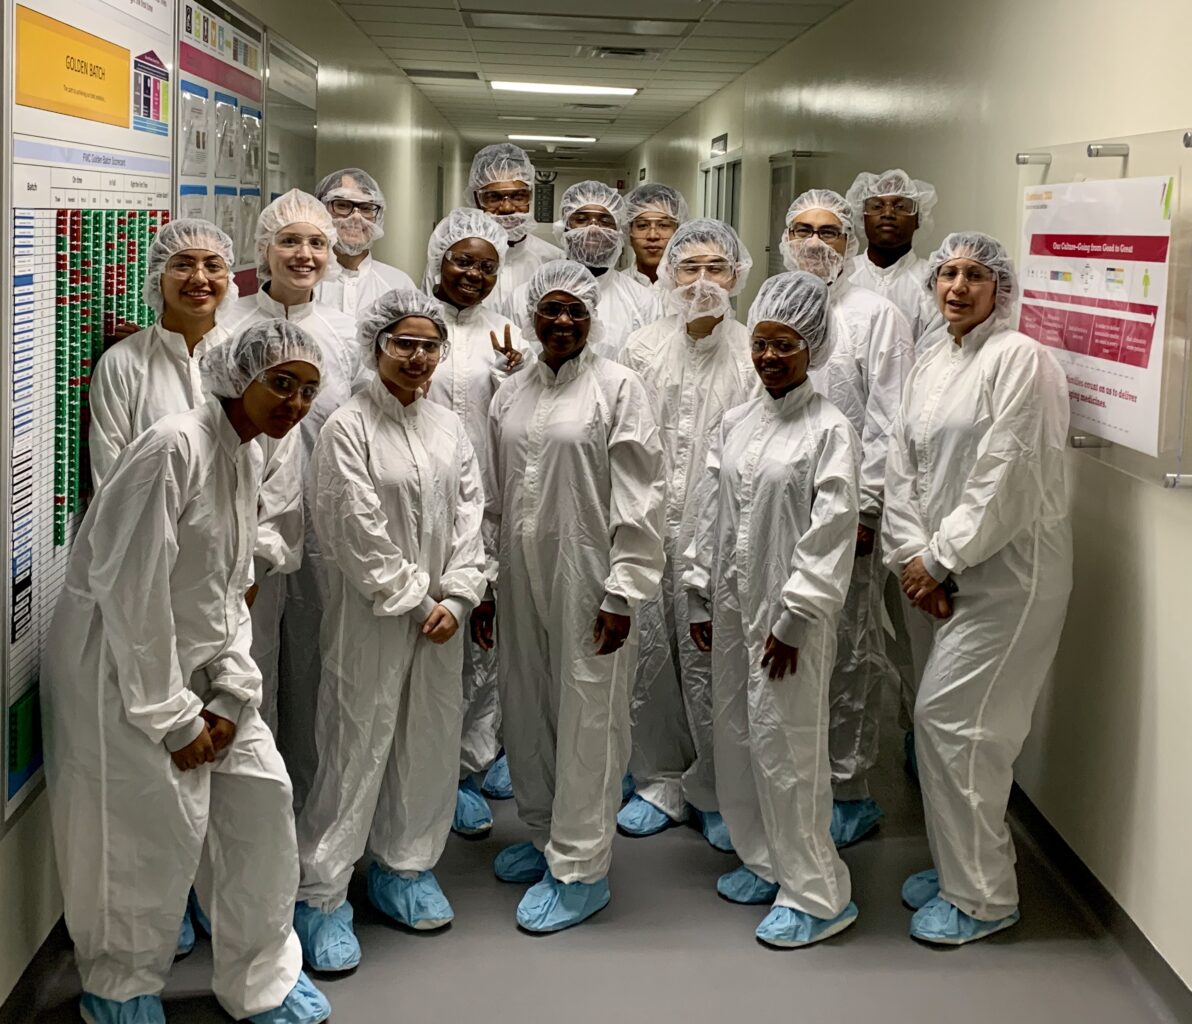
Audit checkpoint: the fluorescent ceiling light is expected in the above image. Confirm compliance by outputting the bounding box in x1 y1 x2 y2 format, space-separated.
497 115 538 121
508 134 597 143
492 81 637 97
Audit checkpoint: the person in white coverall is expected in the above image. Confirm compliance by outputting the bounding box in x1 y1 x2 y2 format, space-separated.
502 181 663 354
616 218 757 849
847 169 943 347
473 259 665 933
293 288 486 971
884 232 1072 946
621 182 689 287
423 206 525 835
684 271 861 949
223 189 360 810
782 188 914 848
314 166 415 319
43 321 329 1024
429 143 563 311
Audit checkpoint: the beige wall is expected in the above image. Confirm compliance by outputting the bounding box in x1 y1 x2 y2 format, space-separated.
630 0 1192 989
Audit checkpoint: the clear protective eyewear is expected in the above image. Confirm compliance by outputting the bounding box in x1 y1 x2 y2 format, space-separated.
863 196 918 217
273 233 329 253
568 209 618 230
750 336 807 357
257 369 321 404
536 300 591 321
327 198 382 220
477 187 531 209
937 264 996 285
444 250 499 276
380 332 451 360
629 216 679 238
164 255 229 280
675 258 734 281
789 224 844 242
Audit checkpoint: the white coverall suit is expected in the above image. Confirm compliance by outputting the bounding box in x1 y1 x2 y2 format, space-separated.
684 381 860 916
297 376 486 910
224 288 359 807
618 314 757 820
850 249 943 349
882 320 1072 920
43 400 302 1019
810 276 913 801
485 345 665 883
316 252 415 321
88 322 305 732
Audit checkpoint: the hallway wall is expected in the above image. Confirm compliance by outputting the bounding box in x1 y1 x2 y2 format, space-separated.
628 0 1192 989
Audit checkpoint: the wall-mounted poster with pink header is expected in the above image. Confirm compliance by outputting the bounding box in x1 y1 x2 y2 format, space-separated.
1019 176 1174 457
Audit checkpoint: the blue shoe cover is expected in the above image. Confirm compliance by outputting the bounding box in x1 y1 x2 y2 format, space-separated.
293 901 361 972
248 971 330 1024
901 868 940 910
910 896 1020 945
904 729 919 781
756 902 859 948
616 795 673 836
368 864 453 931
453 776 494 835
481 753 514 799
717 865 779 905
621 773 635 802
80 994 165 1024
189 889 211 936
516 874 610 933
175 909 195 958
830 798 883 848
695 809 734 852
494 842 548 883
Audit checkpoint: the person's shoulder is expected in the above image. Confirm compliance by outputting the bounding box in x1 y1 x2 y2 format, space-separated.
622 314 679 358
94 327 154 376
221 294 258 329
526 234 564 258
722 396 762 434
372 260 415 289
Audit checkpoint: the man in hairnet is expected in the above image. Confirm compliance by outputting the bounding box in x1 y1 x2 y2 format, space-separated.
846 169 942 347
622 182 689 287
782 188 914 848
616 218 757 850
447 143 562 311
684 271 860 948
503 181 663 357
43 320 331 1024
314 167 415 320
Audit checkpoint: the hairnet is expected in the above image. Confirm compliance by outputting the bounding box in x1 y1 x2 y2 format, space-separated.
783 188 861 260
657 218 753 297
255 188 340 283
554 180 626 268
143 218 239 317
523 259 605 349
357 287 449 370
468 143 536 194
558 180 626 228
747 271 831 368
314 167 386 255
925 231 1020 320
425 207 509 286
846 168 938 235
200 318 323 398
625 182 688 224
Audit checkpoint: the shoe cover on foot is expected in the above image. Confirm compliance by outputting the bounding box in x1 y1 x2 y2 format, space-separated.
695 809 734 852
901 868 940 910
755 902 859 948
616 795 673 836
481 753 514 799
80 994 165 1024
175 908 195 958
367 864 453 930
717 864 779 904
621 773 635 802
247 971 331 1024
830 798 883 848
910 896 1020 945
516 874 610 932
189 889 211 936
493 841 548 883
453 776 494 835
293 901 361 972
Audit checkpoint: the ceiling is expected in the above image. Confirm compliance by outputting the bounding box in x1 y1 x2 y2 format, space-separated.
335 0 851 165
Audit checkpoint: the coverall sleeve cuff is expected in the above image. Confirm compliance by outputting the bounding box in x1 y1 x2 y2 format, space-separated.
439 596 471 629
920 550 948 584
772 610 809 649
164 716 205 753
415 594 437 623
687 591 712 624
600 592 632 617
859 511 881 532
203 693 245 728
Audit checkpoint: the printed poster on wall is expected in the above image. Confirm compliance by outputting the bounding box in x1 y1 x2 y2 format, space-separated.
1018 177 1174 457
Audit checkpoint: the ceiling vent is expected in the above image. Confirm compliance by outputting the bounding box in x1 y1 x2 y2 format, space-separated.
402 69 480 80
565 102 620 111
583 46 660 60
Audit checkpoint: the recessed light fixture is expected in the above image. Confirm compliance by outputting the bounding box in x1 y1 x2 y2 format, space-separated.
508 134 598 143
497 115 538 121
492 81 637 97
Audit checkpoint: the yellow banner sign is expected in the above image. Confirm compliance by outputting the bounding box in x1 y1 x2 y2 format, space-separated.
16 6 130 128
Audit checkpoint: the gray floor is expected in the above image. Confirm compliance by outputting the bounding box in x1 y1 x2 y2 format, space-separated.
4 725 1182 1024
